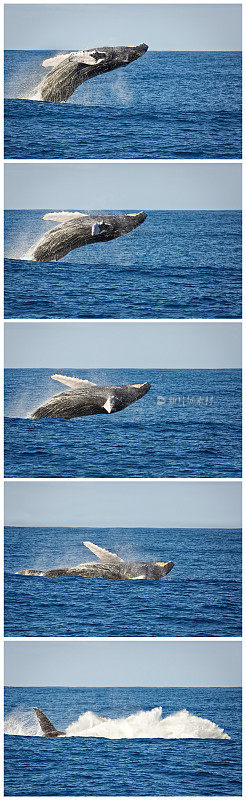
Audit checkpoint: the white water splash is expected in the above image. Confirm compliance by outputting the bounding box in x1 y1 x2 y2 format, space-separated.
5 706 230 739
5 228 40 262
5 65 44 101
4 708 40 737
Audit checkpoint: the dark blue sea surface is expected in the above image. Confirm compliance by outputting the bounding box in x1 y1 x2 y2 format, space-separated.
4 210 242 319
4 687 242 795
4 51 242 158
4 368 241 478
4 526 242 637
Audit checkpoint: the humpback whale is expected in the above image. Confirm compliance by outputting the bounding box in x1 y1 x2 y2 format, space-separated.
31 211 147 262
33 708 65 737
31 374 151 419
40 44 148 102
18 540 175 579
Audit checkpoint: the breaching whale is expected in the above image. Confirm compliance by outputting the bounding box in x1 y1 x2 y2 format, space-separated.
33 708 65 737
31 211 147 262
31 374 151 419
40 44 148 102
18 540 175 579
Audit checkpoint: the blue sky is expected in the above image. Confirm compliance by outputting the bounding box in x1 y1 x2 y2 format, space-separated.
5 163 242 211
5 641 242 687
4 321 242 369
4 480 242 529
5 4 242 51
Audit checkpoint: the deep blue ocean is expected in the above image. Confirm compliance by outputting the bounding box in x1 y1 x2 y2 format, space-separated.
4 687 242 795
4 526 242 637
4 210 242 319
4 368 242 478
4 51 242 158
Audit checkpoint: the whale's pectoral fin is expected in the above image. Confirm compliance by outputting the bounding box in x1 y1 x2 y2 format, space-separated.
92 221 109 236
33 707 65 737
83 541 124 563
102 395 116 414
42 54 68 69
43 211 87 223
51 374 97 389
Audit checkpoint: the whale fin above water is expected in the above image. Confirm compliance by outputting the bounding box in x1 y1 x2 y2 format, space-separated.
92 220 109 236
83 541 124 563
33 707 65 737
42 50 105 69
103 395 116 414
51 374 97 389
42 53 69 69
43 211 87 223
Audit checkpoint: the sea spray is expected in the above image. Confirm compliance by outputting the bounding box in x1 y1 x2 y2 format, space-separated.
5 706 231 739
4 708 40 737
4 59 45 101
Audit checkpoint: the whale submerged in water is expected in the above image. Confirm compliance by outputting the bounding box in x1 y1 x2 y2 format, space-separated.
31 211 147 262
17 540 175 579
31 374 151 419
40 44 148 102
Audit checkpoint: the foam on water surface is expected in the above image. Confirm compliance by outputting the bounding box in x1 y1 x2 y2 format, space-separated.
5 706 231 739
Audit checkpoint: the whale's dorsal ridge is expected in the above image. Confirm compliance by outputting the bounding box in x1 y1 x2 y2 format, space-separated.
51 374 97 389
83 541 124 563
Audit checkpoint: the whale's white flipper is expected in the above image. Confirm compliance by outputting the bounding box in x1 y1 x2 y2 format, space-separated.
42 54 69 69
103 395 115 414
42 50 104 71
92 220 109 236
92 222 101 236
51 374 97 389
43 212 87 223
83 541 124 563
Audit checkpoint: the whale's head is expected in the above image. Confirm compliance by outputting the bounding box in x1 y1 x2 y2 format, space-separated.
112 381 151 412
127 559 174 579
129 381 151 400
153 560 175 578
124 211 147 231
115 43 149 65
70 44 148 69
95 211 147 241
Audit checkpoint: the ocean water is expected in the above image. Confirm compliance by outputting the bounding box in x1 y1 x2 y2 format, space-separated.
4 51 242 159
4 210 242 319
4 368 242 478
4 687 242 795
4 527 242 637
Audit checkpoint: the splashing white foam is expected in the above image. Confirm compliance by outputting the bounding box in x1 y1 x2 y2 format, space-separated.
5 706 230 739
4 708 40 737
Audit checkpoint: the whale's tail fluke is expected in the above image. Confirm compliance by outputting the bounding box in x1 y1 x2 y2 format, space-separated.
33 707 65 737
